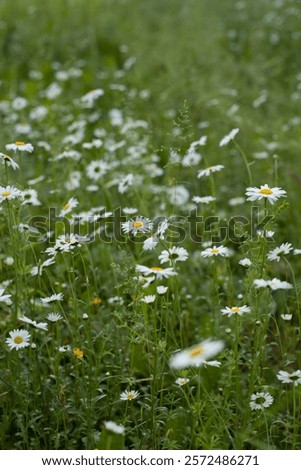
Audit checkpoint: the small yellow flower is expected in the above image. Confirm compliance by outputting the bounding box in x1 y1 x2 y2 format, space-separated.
73 347 84 358
92 296 102 305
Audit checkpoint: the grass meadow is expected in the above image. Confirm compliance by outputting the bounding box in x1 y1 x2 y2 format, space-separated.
1 0 301 450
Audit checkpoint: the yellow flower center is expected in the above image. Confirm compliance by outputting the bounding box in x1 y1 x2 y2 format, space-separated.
259 188 273 195
15 141 25 146
150 267 163 271
133 221 144 228
127 393 136 400
2 191 11 197
189 345 204 358
63 203 70 211
230 307 241 313
92 296 101 305
210 249 219 254
14 336 23 344
73 347 84 358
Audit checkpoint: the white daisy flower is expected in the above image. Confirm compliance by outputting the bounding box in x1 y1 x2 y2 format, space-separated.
40 293 64 303
182 149 202 167
254 278 293 290
45 313 63 322
276 370 301 385
0 152 19 170
58 345 71 352
122 216 153 236
142 236 159 251
257 229 275 239
59 197 79 217
104 421 125 435
86 160 110 180
80 88 104 107
157 285 168 294
239 258 252 267
169 339 224 369
249 392 274 411
269 278 293 291
280 314 292 321
5 141 34 153
200 245 230 258
156 219 169 240
192 195 216 204
120 390 139 401
221 305 250 317
159 246 189 265
65 171 81 190
0 288 12 305
22 189 41 206
18 315 48 331
175 377 190 386
245 184 286 205
12 96 28 110
219 128 239 147
0 185 22 203
136 265 177 280
122 207 138 215
141 295 156 304
5 329 31 350
82 138 103 149
197 164 224 179
267 242 293 262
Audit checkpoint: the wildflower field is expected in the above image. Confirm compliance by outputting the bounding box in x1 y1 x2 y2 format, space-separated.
1 0 301 450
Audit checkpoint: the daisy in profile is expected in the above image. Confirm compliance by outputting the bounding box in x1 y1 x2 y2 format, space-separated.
197 164 224 179
0 185 22 203
158 246 189 265
276 370 301 385
5 141 34 153
46 312 63 322
141 295 156 304
267 242 293 262
59 197 79 217
280 314 292 321
19 315 48 331
5 329 31 350
0 152 19 170
136 264 177 280
169 339 224 369
221 305 250 317
157 285 168 294
40 292 64 303
254 278 292 290
0 288 12 305
249 392 274 411
200 245 230 258
120 390 139 401
219 128 240 147
142 236 159 251
239 257 252 267
175 377 190 386
122 216 153 236
245 184 286 205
